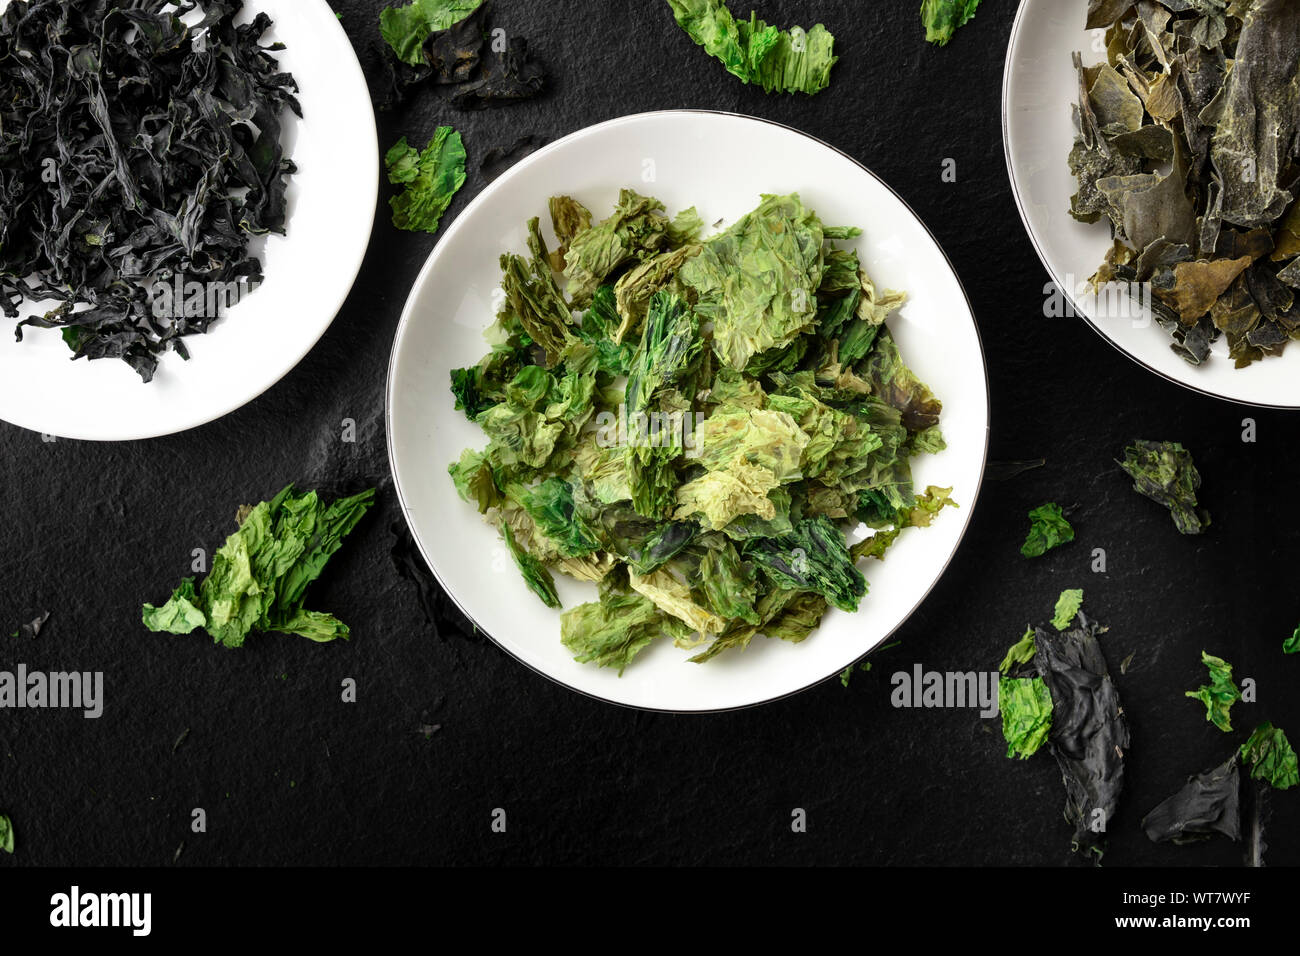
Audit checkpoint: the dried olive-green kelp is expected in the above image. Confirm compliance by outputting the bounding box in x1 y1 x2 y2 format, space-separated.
1069 2 1300 368
1118 440 1210 535
665 0 837 95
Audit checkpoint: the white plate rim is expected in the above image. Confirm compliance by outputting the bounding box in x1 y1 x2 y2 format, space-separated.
0 0 379 441
386 109 992 714
1002 0 1300 411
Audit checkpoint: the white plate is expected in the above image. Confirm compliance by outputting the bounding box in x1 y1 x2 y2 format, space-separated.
1004 0 1300 408
388 111 990 712
0 0 377 440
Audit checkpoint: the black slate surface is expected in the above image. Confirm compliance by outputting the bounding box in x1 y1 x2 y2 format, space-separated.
1 0 1298 867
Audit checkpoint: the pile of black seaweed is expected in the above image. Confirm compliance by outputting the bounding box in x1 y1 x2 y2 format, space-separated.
0 0 300 382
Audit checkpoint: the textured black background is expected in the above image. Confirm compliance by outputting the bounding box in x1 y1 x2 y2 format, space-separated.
1 0 1298 867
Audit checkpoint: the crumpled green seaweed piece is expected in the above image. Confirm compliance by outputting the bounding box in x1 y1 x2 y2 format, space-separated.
921 0 982 47
385 127 467 233
666 0 837 94
143 485 375 647
680 193 825 370
1184 650 1242 733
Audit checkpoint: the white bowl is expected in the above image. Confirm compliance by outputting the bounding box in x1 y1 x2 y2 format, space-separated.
388 110 990 712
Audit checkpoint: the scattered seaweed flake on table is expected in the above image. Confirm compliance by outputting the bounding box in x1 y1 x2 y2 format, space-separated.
142 485 376 648
999 675 1053 760
1118 441 1209 534
1185 650 1242 733
1142 755 1241 845
447 190 953 674
1240 722 1299 791
380 1 546 109
920 0 983 47
386 127 467 233
665 0 837 95
0 0 300 382
1284 624 1300 655
380 0 483 65
1021 502 1074 558
1051 588 1083 631
1069 2 1300 369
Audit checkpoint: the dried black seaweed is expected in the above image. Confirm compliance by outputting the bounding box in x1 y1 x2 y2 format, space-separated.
382 2 545 110
1033 612 1129 859
1142 755 1241 845
0 0 300 382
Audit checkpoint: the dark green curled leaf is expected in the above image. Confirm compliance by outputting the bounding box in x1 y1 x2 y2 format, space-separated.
1021 502 1075 558
1034 613 1129 857
1240 722 1299 791
520 478 602 558
742 516 865 613
1119 440 1210 535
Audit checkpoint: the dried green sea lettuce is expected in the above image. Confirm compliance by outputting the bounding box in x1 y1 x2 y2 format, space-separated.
1240 722 1299 791
921 0 983 47
143 485 376 648
448 191 950 672
1000 627 1038 675
680 193 826 370
1052 588 1084 631
1185 650 1242 732
665 0 837 95
379 1 545 110
386 127 467 233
